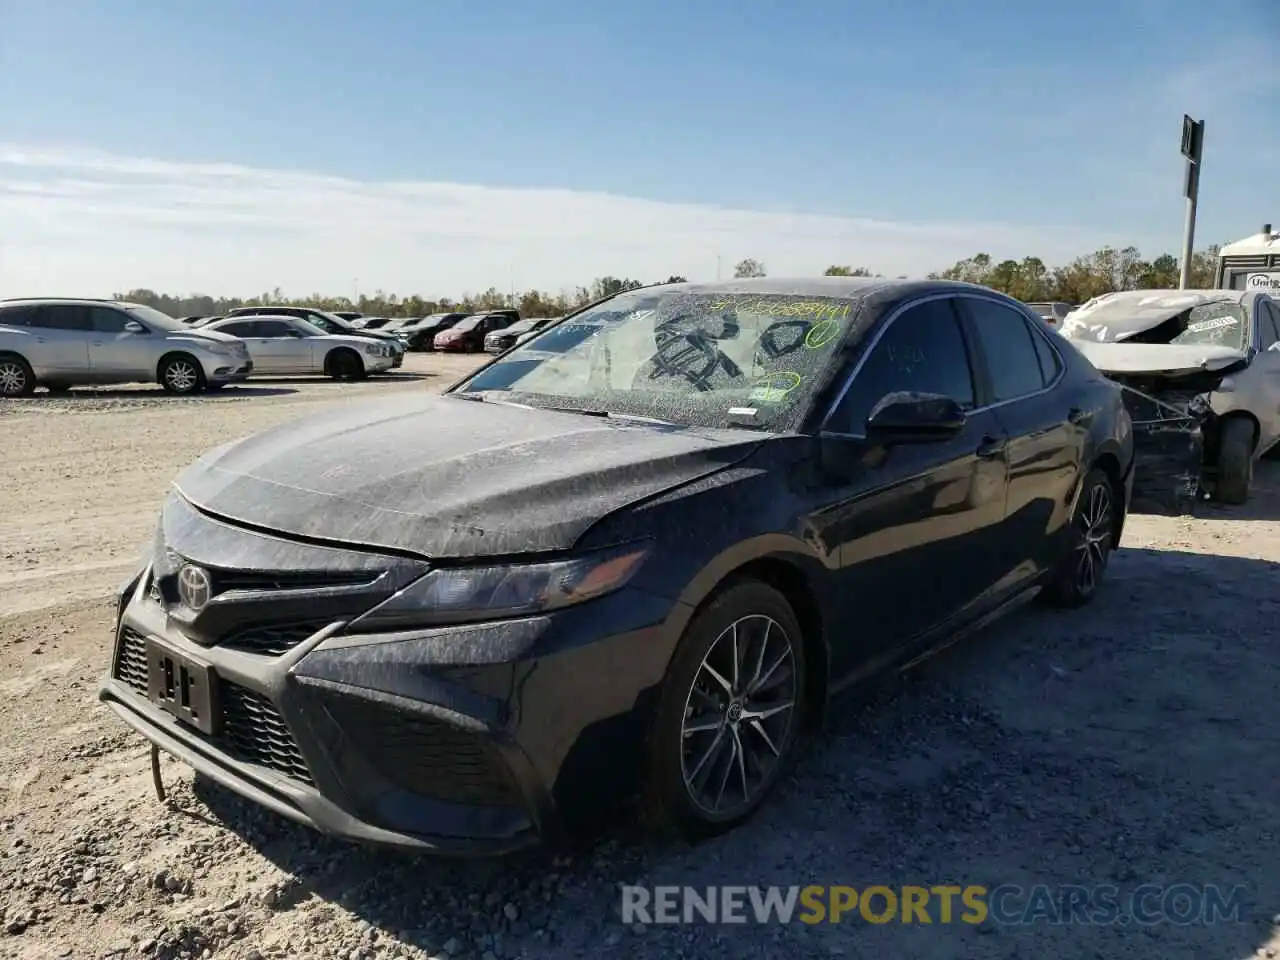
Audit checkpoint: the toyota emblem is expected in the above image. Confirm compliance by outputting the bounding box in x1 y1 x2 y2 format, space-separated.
176 564 213 611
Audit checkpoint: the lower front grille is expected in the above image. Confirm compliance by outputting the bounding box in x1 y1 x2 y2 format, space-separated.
112 627 314 786
319 691 521 808
220 685 313 785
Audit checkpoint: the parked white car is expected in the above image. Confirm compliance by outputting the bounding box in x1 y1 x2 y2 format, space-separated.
201 315 396 379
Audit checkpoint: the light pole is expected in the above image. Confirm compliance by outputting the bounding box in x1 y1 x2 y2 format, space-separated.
1178 115 1205 290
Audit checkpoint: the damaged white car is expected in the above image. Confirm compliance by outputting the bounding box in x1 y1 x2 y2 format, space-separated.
1059 289 1280 505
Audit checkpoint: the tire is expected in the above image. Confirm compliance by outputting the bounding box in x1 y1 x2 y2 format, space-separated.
44 382 71 394
327 349 365 381
1040 467 1118 608
158 354 205 395
643 579 807 842
1214 417 1254 505
0 355 36 397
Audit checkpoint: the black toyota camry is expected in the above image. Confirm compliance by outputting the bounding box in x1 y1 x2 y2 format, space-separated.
100 278 1134 854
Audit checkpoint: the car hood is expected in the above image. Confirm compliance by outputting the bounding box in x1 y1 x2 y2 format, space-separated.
172 393 764 558
1071 340 1247 376
174 329 242 345
1060 291 1236 341
347 328 401 341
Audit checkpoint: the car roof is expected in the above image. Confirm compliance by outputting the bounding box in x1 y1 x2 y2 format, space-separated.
0 297 135 308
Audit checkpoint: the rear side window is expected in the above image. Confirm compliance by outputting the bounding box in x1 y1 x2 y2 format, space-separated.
0 306 39 327
1031 325 1063 384
43 305 92 331
216 321 255 337
256 321 294 337
962 299 1046 402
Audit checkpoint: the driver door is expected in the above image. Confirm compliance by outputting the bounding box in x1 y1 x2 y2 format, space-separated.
88 306 154 380
814 296 1011 678
248 320 310 373
1254 300 1280 452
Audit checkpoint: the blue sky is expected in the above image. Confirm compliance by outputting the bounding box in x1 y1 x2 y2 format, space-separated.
0 0 1276 297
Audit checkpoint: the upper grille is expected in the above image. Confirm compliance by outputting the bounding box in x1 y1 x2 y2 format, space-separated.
112 628 313 786
220 620 332 657
318 691 521 809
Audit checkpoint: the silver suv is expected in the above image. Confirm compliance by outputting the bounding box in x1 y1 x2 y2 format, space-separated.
0 299 254 397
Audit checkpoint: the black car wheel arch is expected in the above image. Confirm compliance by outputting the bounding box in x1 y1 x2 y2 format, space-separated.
643 578 808 839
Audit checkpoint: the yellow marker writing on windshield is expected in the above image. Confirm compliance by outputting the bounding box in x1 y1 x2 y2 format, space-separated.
748 371 802 403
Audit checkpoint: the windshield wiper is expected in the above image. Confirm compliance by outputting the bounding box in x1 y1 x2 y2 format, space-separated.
540 405 674 425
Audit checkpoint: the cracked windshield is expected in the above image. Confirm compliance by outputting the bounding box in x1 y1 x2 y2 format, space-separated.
459 290 857 429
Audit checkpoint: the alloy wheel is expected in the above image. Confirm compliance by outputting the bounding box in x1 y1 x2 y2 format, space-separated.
680 614 797 818
164 360 199 393
1075 482 1113 594
0 361 26 396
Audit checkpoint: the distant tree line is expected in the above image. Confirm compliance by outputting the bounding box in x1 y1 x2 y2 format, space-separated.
116 245 1223 319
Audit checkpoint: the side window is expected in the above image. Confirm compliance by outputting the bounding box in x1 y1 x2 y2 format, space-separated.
218 322 253 337
90 307 132 334
256 321 293 338
1030 324 1062 385
962 299 1046 402
829 298 976 435
1261 302 1280 348
43 305 92 331
0 306 38 327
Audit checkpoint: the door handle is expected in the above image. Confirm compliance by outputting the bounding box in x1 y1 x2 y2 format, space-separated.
976 436 1007 459
1068 407 1090 425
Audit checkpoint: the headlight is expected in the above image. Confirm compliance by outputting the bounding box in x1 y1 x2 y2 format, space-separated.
349 542 651 631
363 343 385 356
203 341 235 355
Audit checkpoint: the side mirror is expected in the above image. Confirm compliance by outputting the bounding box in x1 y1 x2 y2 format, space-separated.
865 392 966 443
123 320 146 334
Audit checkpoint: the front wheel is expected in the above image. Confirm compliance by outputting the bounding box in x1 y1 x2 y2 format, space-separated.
159 355 205 395
1214 417 1254 505
1040 467 1117 608
643 580 807 841
327 349 365 381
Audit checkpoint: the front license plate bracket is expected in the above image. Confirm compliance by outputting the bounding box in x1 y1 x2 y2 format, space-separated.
146 640 220 736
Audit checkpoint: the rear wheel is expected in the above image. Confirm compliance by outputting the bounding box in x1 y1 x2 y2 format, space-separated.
0 356 35 397
158 354 205 395
1214 417 1254 505
643 580 807 841
1041 467 1117 608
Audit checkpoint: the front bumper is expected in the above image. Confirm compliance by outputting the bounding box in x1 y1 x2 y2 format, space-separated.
367 355 396 374
206 359 254 383
1117 384 1207 510
99 530 679 854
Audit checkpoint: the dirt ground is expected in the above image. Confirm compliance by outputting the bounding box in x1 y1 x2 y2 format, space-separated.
1 354 1278 960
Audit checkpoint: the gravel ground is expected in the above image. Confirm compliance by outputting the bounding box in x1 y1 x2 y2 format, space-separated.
2 355 1279 960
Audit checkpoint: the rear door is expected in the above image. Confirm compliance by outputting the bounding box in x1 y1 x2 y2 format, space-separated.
957 295 1081 585
817 295 1011 674
33 305 92 379
88 306 153 380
